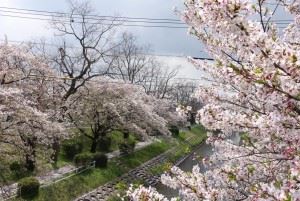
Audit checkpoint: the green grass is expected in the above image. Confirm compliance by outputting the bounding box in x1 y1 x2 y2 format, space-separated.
12 140 171 201
148 124 207 176
178 124 207 146
11 125 207 201
117 140 171 169
107 124 208 201
110 131 135 151
55 130 136 168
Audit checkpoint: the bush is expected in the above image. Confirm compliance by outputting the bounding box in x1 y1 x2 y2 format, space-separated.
74 152 94 167
18 177 40 199
10 161 22 172
119 139 136 155
97 136 112 152
93 153 108 168
10 161 26 179
169 125 179 137
62 140 83 160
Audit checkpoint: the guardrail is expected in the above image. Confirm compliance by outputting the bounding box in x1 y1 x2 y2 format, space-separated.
1 161 96 201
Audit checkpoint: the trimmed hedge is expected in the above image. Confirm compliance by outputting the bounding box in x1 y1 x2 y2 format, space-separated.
62 140 83 160
74 152 94 167
10 161 22 172
18 177 40 199
10 161 27 179
93 153 108 168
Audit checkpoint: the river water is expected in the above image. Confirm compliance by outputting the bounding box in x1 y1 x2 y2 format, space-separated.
155 134 240 198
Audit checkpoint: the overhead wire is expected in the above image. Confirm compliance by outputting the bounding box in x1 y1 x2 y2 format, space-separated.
0 6 182 22
0 39 208 58
0 13 188 29
0 12 291 30
0 6 294 29
0 8 186 25
24 74 210 85
28 73 206 84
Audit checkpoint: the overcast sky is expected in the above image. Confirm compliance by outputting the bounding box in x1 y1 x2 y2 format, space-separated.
0 0 206 55
0 0 293 80
0 0 209 80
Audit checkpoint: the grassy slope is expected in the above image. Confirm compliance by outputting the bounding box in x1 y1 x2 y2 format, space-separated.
109 125 207 201
148 124 207 176
12 125 206 201
13 141 171 201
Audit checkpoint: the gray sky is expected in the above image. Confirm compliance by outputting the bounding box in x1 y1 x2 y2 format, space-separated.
0 0 204 56
0 1 293 80
0 0 207 80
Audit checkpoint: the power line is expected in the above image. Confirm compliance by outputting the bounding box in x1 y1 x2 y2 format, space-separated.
24 74 208 85
0 12 290 30
0 39 206 57
0 6 293 28
0 6 182 22
0 8 293 25
0 8 186 25
0 13 188 29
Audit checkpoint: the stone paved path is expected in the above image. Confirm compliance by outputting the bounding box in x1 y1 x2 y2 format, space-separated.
75 149 173 201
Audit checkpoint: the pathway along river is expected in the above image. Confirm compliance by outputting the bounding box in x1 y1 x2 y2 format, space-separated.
155 134 240 198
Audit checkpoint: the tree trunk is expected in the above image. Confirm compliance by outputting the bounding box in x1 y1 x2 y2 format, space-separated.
24 138 37 172
25 154 35 172
90 139 97 153
123 130 129 139
51 137 60 165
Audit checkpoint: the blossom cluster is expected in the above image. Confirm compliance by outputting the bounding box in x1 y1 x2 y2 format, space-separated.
126 0 300 200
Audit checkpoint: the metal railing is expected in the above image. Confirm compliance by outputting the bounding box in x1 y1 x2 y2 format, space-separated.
1 161 96 201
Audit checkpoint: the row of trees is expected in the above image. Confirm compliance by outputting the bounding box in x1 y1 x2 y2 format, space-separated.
32 1 198 105
127 0 300 200
0 42 188 172
0 1 191 177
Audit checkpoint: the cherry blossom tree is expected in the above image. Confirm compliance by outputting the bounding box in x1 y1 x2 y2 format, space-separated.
0 44 66 171
127 0 300 200
153 98 187 128
66 78 171 153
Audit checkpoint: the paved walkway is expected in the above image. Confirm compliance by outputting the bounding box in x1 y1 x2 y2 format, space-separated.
0 140 153 200
106 140 153 159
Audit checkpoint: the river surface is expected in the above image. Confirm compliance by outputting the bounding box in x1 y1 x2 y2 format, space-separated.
155 134 240 198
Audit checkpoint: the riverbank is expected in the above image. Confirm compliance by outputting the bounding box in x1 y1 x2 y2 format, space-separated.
107 125 207 201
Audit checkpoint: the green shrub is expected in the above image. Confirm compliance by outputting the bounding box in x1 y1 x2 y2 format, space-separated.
169 125 179 137
97 136 112 152
10 161 22 172
18 177 40 199
93 153 108 168
9 161 27 179
119 139 136 155
62 140 83 160
74 152 94 167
